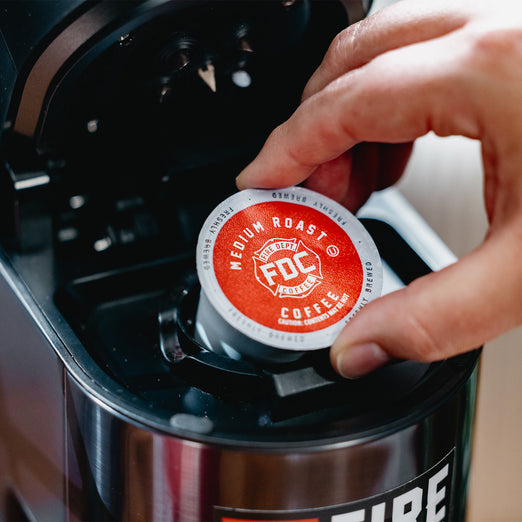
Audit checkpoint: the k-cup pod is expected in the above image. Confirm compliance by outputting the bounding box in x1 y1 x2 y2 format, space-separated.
195 187 382 363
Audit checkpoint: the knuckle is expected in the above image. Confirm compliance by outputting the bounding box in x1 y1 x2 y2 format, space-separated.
401 282 447 362
324 31 348 72
467 23 522 69
325 21 365 72
404 310 445 362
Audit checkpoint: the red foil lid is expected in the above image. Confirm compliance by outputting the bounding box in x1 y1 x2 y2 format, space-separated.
197 187 382 351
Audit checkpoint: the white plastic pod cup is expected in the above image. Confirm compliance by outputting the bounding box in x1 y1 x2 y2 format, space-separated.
195 187 383 364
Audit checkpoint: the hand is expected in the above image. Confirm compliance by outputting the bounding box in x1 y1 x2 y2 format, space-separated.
236 0 522 377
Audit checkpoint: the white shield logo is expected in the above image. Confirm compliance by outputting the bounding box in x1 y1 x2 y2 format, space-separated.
253 238 322 298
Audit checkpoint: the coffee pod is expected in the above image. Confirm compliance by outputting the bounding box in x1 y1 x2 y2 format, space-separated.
195 187 382 363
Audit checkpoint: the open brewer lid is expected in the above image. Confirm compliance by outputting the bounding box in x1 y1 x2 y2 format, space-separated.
196 187 383 361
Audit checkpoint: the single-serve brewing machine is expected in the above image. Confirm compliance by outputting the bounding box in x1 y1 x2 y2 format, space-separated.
0 1 479 521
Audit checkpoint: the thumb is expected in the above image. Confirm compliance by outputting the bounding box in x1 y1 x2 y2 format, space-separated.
330 226 522 377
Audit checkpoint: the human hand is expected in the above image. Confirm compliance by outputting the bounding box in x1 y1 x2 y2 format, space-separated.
236 0 522 377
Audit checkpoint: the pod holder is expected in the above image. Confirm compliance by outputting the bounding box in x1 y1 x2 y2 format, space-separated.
157 274 430 420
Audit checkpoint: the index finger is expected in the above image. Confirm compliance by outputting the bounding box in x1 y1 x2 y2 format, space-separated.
236 30 479 190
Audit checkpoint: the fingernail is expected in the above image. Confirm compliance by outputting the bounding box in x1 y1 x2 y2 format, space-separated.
334 343 391 379
235 170 249 190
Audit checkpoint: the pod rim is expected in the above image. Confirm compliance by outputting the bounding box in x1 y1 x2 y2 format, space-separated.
196 187 383 351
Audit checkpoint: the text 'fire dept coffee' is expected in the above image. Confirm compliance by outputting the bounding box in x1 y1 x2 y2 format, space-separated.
195 187 382 363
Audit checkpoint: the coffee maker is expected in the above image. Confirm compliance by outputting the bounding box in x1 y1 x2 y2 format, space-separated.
0 1 479 521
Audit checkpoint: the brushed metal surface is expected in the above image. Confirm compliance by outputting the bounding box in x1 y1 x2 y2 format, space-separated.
64 366 477 521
